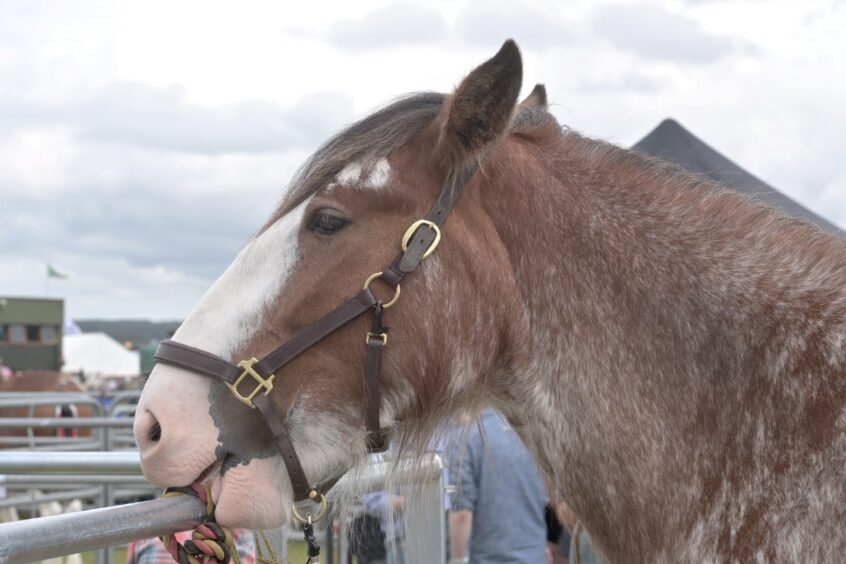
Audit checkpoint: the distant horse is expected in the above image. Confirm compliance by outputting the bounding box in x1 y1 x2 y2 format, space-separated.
134 41 846 561
0 371 95 446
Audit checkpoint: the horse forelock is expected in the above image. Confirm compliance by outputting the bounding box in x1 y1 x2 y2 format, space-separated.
261 92 559 230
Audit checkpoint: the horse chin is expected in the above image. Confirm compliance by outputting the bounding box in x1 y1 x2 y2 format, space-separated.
207 455 290 529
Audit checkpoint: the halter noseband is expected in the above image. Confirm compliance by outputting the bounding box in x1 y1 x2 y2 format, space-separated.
152 161 479 522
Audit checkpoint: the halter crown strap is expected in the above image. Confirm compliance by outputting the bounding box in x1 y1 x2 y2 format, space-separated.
153 161 480 505
377 161 478 288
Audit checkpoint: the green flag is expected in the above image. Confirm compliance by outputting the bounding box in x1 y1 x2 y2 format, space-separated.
47 264 68 279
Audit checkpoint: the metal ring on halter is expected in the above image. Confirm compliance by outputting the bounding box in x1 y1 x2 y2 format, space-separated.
363 272 401 309
401 219 441 259
291 492 329 524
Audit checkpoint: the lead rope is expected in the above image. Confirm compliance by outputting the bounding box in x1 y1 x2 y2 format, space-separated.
255 531 282 564
302 515 321 563
160 485 242 564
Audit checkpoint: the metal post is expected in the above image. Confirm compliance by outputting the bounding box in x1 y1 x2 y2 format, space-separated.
404 456 446 564
333 452 446 564
0 495 207 564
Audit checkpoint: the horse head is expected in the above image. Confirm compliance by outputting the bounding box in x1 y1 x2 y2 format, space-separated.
134 40 545 528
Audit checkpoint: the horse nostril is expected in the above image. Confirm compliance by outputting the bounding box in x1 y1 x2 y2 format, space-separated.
148 420 162 443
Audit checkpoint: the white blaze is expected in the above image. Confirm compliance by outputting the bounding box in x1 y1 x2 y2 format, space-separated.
364 158 391 189
332 159 392 191
336 162 362 187
173 197 311 357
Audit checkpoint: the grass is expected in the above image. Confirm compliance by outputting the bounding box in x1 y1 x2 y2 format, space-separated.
81 547 126 564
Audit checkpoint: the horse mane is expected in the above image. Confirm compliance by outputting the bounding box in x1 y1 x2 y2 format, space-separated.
559 127 844 261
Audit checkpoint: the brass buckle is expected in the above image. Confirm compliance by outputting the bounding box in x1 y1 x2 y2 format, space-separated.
363 272 401 309
226 358 275 409
291 490 329 524
366 332 388 345
401 219 441 259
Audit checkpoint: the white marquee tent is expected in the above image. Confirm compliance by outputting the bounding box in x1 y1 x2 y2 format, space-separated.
62 332 140 379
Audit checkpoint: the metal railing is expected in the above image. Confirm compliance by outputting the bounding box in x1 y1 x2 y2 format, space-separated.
0 494 207 563
0 392 120 451
0 451 142 474
0 450 448 564
334 452 446 564
1 390 145 564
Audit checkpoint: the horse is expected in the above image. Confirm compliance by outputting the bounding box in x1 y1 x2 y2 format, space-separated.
0 370 95 446
134 40 846 562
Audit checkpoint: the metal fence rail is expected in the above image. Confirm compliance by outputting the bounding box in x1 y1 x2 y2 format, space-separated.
0 450 447 564
2 474 151 486
334 452 446 564
0 451 141 474
0 417 134 429
0 495 207 563
1 392 142 564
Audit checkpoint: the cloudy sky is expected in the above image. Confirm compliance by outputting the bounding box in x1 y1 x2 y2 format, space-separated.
1 0 844 320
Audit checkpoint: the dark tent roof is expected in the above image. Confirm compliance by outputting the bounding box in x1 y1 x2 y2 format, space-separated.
633 118 841 234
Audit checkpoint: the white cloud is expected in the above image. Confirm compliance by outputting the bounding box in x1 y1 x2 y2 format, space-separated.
0 252 208 320
1 82 355 154
591 3 742 63
328 3 449 49
456 1 577 49
0 127 79 196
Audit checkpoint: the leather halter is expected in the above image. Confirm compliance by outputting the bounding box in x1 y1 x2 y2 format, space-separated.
153 160 479 518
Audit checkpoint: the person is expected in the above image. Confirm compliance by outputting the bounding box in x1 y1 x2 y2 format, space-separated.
546 501 572 564
127 529 256 564
449 409 548 564
348 511 388 564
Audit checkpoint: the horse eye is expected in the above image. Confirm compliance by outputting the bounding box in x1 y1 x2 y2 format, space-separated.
310 209 349 235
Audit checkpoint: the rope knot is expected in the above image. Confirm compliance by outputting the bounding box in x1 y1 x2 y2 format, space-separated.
160 484 240 564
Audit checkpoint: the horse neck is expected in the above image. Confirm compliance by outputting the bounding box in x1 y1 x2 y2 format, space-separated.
479 131 846 558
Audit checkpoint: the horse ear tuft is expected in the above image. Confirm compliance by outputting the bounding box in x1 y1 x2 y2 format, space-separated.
438 39 523 166
520 84 547 109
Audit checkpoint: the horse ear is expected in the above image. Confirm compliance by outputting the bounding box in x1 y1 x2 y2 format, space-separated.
437 39 523 166
520 84 547 109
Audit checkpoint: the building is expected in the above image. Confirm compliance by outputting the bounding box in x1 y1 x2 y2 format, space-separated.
0 296 64 371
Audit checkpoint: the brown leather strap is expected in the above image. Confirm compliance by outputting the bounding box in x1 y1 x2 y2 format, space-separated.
154 340 241 384
256 288 378 376
364 338 385 451
380 162 479 287
253 393 313 501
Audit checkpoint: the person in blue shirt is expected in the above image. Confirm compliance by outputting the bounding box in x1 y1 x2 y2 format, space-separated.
449 409 548 564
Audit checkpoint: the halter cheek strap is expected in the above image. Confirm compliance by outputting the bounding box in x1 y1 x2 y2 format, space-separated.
153 161 479 512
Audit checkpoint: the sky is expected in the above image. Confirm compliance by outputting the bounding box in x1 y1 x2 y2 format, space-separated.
0 0 844 320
